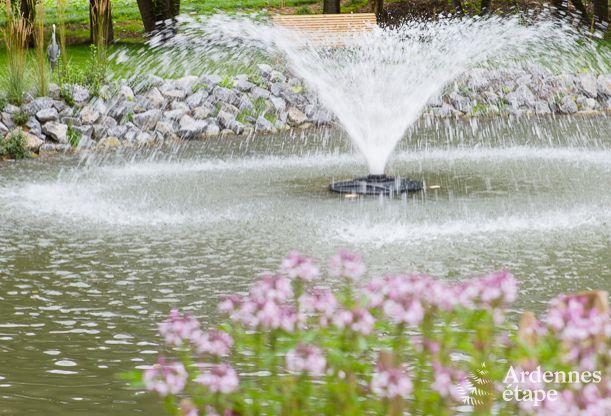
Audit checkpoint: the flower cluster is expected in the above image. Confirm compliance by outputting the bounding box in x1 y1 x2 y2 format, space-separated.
143 357 188 397
371 361 413 399
195 364 240 394
285 344 327 376
140 250 607 416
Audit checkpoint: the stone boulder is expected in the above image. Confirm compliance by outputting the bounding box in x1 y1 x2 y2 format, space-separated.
42 122 68 143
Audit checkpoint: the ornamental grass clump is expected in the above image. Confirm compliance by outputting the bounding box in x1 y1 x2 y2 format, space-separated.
34 0 48 97
2 0 31 104
134 251 610 416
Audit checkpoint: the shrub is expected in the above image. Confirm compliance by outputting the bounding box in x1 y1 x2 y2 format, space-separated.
133 251 609 416
2 0 31 104
2 129 30 160
11 111 29 126
34 1 48 97
67 124 80 147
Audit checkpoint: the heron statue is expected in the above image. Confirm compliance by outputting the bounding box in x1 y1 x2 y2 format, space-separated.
47 24 60 79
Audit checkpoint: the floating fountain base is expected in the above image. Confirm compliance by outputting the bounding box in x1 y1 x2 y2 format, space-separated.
329 175 423 196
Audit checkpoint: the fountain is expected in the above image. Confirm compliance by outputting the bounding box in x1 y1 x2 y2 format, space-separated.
127 13 605 196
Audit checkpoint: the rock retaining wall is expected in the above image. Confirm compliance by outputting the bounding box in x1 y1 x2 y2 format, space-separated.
1 63 610 156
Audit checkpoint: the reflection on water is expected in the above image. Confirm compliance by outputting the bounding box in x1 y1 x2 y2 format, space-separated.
0 116 610 415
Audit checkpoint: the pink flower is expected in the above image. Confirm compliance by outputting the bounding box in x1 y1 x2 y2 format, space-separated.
371 364 413 399
250 274 293 303
430 362 468 401
333 307 375 336
329 249 366 281
191 329 233 356
476 271 518 307
159 309 200 347
195 363 239 394
299 288 339 325
279 251 320 281
285 344 326 376
218 295 244 315
143 357 187 397
383 298 424 326
179 399 199 416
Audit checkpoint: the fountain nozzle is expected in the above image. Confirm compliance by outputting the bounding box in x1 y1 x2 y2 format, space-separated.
329 174 423 196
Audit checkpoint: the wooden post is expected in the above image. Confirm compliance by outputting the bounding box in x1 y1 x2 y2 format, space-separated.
323 0 340 14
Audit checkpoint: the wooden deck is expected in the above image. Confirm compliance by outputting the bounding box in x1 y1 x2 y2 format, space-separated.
272 13 377 45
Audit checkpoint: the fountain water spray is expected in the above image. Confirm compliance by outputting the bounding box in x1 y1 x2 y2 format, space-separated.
115 13 606 195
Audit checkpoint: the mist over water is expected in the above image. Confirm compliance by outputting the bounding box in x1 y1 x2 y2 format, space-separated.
115 13 608 174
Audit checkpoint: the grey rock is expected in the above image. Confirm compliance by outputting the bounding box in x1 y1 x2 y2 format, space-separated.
287 107 307 126
269 96 286 113
193 104 214 120
48 83 61 100
161 88 187 100
97 136 121 148
220 103 240 116
136 131 155 145
22 131 44 152
597 75 611 97
427 95 443 107
506 84 536 108
257 64 273 78
171 101 190 112
23 97 54 115
76 135 96 150
449 92 471 113
26 117 42 134
234 78 255 92
119 85 135 101
205 122 220 137
3 104 20 114
73 125 93 138
98 115 117 128
239 96 254 113
39 143 71 153
42 122 68 143
179 114 208 138
281 91 307 107
432 104 454 118
269 70 286 83
270 83 286 96
106 125 128 139
175 75 199 95
1 112 15 129
144 88 167 109
255 116 275 133
211 87 240 106
133 109 162 131
163 109 187 121
534 100 551 114
578 73 597 98
217 111 236 129
72 85 90 103
79 104 101 124
199 74 222 88
61 116 81 126
309 109 333 125
0 122 8 136
155 121 176 136
92 124 108 140
52 100 68 113
250 86 271 100
186 91 208 109
559 95 578 114
576 96 597 111
124 128 141 143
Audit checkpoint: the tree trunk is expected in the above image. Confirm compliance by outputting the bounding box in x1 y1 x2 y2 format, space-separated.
136 0 181 33
323 0 341 14
592 0 609 32
480 0 492 15
570 0 592 26
370 0 384 16
89 0 114 45
452 0 465 14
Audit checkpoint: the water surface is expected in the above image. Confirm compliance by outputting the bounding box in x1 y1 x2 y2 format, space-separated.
0 116 610 415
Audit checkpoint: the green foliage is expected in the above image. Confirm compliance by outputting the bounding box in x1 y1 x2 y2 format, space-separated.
11 111 29 126
2 129 30 159
67 124 80 147
220 77 234 89
60 84 75 106
295 6 313 15
2 0 30 104
84 44 107 96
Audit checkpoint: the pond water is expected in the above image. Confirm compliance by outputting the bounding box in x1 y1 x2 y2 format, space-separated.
0 116 609 415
